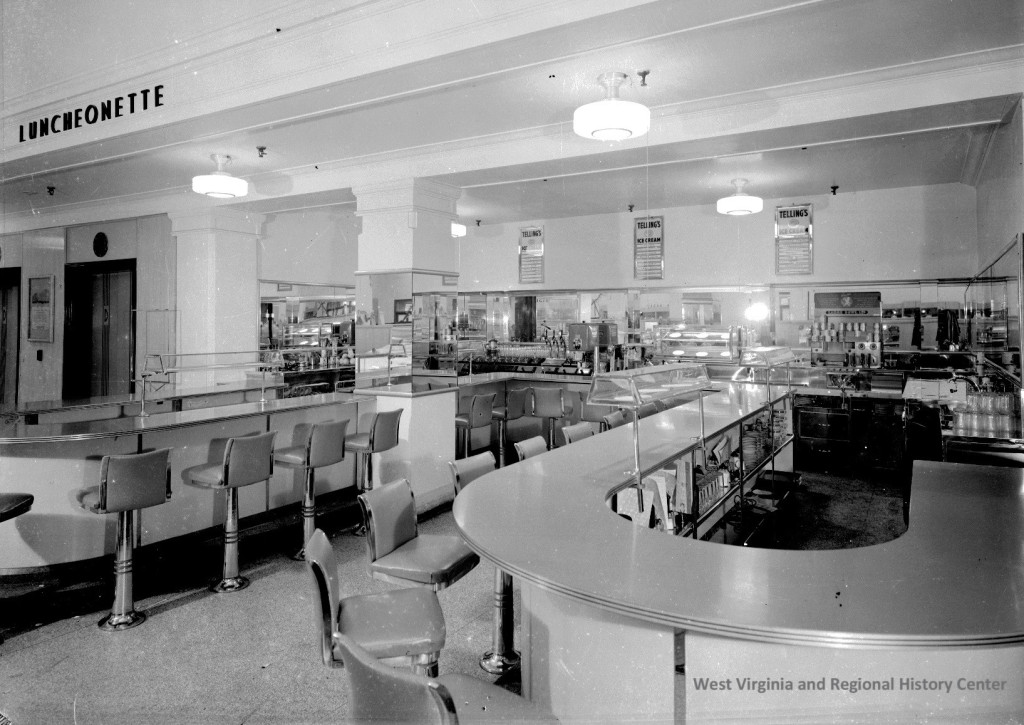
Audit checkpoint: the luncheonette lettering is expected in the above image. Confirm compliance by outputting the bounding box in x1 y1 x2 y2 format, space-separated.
17 84 166 142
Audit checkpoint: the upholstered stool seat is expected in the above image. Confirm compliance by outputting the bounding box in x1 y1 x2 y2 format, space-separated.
306 529 445 676
345 409 402 493
454 393 495 459
78 448 172 630
184 431 276 593
0 493 33 523
274 419 349 559
359 478 478 592
601 409 627 431
491 387 530 467
561 421 596 445
532 387 566 450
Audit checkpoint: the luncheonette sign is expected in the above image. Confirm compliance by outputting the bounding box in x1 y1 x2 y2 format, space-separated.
775 203 813 275
634 215 664 280
518 226 544 284
17 85 165 143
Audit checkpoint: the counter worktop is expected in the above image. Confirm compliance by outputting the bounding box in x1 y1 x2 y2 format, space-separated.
0 391 368 444
454 383 1024 649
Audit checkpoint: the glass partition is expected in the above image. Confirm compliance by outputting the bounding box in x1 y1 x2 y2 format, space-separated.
259 281 354 350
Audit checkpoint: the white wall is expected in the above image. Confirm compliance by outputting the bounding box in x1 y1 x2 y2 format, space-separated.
259 208 358 286
457 184 978 292
976 99 1024 272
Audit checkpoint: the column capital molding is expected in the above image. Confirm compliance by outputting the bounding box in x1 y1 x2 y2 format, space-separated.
168 208 265 236
352 178 462 218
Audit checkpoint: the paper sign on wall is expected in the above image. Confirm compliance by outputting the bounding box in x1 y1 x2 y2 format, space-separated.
775 204 813 275
518 226 544 284
634 216 664 280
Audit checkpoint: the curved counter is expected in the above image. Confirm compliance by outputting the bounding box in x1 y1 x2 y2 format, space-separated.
453 383 1024 723
0 392 373 572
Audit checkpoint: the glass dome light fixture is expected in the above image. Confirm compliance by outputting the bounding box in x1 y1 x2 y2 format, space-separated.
573 71 650 141
192 154 248 198
716 178 763 216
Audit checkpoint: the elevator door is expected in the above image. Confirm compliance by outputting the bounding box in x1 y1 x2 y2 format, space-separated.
0 270 20 412
63 262 135 400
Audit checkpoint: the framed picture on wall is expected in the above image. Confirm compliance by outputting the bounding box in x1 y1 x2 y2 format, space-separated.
394 298 413 324
28 275 54 342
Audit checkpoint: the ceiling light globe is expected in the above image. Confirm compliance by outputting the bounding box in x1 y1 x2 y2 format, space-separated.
573 99 650 141
716 193 763 215
192 172 248 199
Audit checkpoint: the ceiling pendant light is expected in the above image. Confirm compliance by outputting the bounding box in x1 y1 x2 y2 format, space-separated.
716 178 763 216
573 71 650 141
192 154 248 198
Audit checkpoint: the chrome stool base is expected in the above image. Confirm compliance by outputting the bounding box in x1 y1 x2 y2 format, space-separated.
211 575 250 594
99 609 147 632
480 648 521 675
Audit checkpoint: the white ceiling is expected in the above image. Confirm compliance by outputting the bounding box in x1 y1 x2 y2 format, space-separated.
1 0 1021 228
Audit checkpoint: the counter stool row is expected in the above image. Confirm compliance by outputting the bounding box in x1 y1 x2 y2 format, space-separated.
71 409 402 632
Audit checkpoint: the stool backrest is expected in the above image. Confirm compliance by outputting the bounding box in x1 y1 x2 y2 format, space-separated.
532 387 564 418
305 529 341 668
99 447 172 513
358 478 417 563
514 436 548 461
602 410 627 431
652 399 671 412
625 402 659 422
332 629 455 724
369 409 403 453
308 419 349 469
224 431 277 488
448 451 496 494
561 422 595 446
579 400 613 424
466 393 495 428
505 387 531 420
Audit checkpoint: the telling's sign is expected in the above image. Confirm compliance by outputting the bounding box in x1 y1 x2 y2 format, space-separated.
634 216 664 280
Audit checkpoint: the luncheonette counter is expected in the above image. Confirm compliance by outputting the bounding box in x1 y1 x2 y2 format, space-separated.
0 392 374 573
453 383 1024 723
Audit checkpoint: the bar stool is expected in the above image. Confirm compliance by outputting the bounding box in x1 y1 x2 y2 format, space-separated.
274 419 349 560
492 387 530 467
345 409 403 493
601 410 627 431
184 431 277 593
514 436 548 461
532 387 566 450
561 421 596 445
624 402 659 422
78 448 171 630
454 393 495 459
579 398 614 428
447 452 519 675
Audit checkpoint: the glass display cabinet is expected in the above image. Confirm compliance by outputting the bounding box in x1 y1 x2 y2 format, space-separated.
653 325 750 363
588 363 713 512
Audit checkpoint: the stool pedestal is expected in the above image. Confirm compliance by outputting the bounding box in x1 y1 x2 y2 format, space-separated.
214 487 249 593
293 467 317 560
100 510 146 631
480 568 520 674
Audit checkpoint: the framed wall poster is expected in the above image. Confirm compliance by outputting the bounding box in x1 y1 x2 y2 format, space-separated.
775 204 813 275
394 298 413 324
28 275 54 342
518 226 544 284
634 216 664 280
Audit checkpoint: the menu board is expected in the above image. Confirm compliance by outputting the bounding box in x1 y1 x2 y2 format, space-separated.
775 204 813 275
518 226 544 284
634 215 664 280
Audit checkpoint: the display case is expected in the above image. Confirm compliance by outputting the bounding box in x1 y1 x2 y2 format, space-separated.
653 325 747 362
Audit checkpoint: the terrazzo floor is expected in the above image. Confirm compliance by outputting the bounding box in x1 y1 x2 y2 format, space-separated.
0 468 906 724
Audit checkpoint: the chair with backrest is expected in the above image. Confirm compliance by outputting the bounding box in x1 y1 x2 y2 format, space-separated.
358 479 479 591
514 435 548 462
454 393 495 459
492 387 530 467
448 451 520 675
447 451 496 495
332 629 558 723
345 409 403 492
184 431 276 593
561 421 596 446
79 448 171 629
305 529 446 677
601 410 627 431
579 398 614 428
274 419 349 560
624 402 659 422
531 387 566 450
